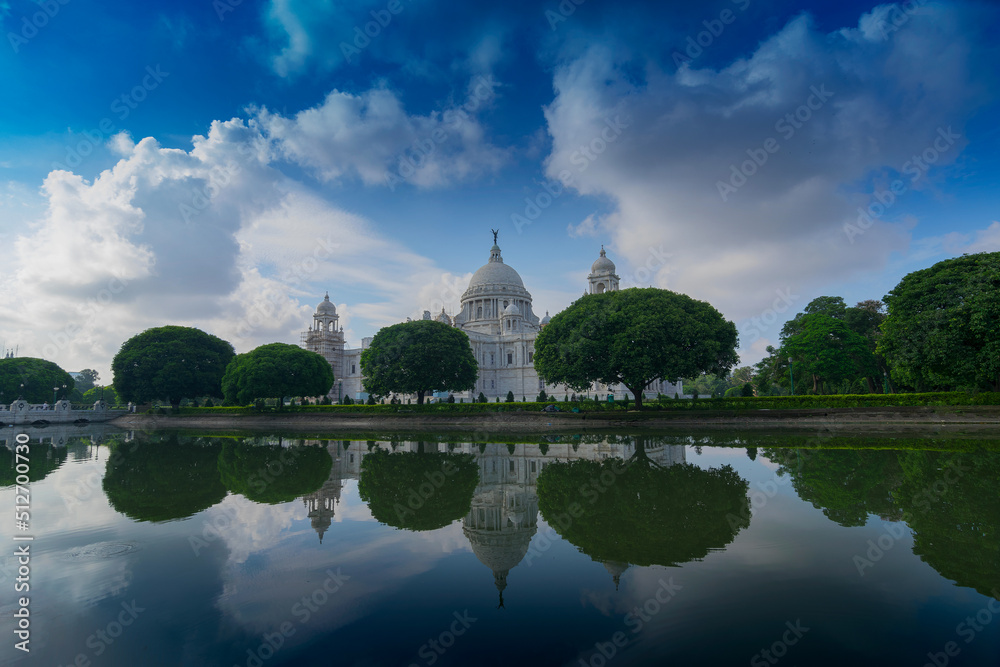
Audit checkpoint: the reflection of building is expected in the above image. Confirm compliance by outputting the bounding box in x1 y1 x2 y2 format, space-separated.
302 237 683 401
299 437 686 598
301 440 358 543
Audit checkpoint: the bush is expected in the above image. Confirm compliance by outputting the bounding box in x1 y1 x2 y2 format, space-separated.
478 392 487 404
537 389 548 402
506 390 515 403
447 394 455 403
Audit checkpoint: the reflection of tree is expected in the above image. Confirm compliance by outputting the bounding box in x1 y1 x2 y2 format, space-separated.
764 449 904 526
0 443 68 487
359 450 479 531
103 436 227 522
896 451 1000 600
537 455 750 567
218 441 332 505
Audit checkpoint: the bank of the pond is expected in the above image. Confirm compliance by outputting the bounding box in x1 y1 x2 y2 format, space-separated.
112 404 1000 434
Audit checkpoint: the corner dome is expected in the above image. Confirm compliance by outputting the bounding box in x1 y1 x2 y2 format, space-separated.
591 246 616 274
316 293 337 314
503 303 520 316
540 311 551 325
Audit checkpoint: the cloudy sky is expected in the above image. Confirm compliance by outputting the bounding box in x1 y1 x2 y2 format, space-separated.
1 0 997 380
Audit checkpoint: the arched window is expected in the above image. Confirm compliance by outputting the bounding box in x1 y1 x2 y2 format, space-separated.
477 306 483 318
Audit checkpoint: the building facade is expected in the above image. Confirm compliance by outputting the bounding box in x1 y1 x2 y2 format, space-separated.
302 239 682 402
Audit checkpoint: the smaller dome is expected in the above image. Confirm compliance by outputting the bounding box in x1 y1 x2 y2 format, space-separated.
540 311 551 325
316 293 337 315
503 303 520 316
436 308 451 324
591 246 616 274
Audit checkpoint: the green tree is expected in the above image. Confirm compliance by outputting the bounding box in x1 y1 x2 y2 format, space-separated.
879 252 1000 391
82 385 122 405
218 441 333 504
0 442 68 487
780 314 878 394
781 296 848 339
221 343 334 405
533 288 738 409
75 369 100 393
537 442 750 566
0 357 75 404
103 435 227 522
112 326 235 408
360 320 477 404
505 390 515 403
358 450 479 531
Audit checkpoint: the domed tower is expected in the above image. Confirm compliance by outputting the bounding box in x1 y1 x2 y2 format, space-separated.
301 293 346 381
456 235 539 334
588 246 619 294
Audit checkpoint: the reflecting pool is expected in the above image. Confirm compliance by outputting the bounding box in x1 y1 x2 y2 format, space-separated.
1 428 998 666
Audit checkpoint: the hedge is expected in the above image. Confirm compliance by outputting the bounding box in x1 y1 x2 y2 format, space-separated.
162 391 1000 416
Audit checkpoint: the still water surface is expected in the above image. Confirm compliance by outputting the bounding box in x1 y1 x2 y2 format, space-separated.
2 427 998 666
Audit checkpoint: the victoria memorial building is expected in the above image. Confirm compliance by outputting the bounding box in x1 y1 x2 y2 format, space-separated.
301 237 683 402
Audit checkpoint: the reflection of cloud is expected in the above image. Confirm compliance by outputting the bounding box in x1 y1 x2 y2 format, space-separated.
201 495 307 565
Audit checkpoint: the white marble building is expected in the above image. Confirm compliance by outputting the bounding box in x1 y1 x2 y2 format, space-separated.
301 239 683 402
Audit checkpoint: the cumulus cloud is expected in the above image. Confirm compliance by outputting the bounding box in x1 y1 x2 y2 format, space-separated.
257 78 507 189
542 3 995 357
0 98 489 377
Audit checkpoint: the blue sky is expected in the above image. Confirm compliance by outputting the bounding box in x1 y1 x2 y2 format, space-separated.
1 0 998 380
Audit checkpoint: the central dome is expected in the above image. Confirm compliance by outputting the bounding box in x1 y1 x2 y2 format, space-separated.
466 243 526 291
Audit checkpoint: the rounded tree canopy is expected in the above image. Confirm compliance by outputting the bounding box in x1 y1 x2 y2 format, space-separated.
222 343 334 405
112 325 235 406
358 450 480 531
360 319 477 404
0 357 75 404
879 251 1000 391
218 441 333 505
533 287 739 408
103 435 227 523
537 458 750 567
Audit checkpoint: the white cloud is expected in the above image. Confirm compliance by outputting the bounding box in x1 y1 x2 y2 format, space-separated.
542 5 989 361
257 78 508 189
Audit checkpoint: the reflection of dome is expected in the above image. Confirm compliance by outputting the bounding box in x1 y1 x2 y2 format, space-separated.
601 559 631 590
503 303 520 316
316 293 337 315
591 246 616 274
468 245 526 290
463 524 536 607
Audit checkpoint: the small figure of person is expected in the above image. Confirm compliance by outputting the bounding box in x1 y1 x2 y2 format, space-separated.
42 401 49 410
